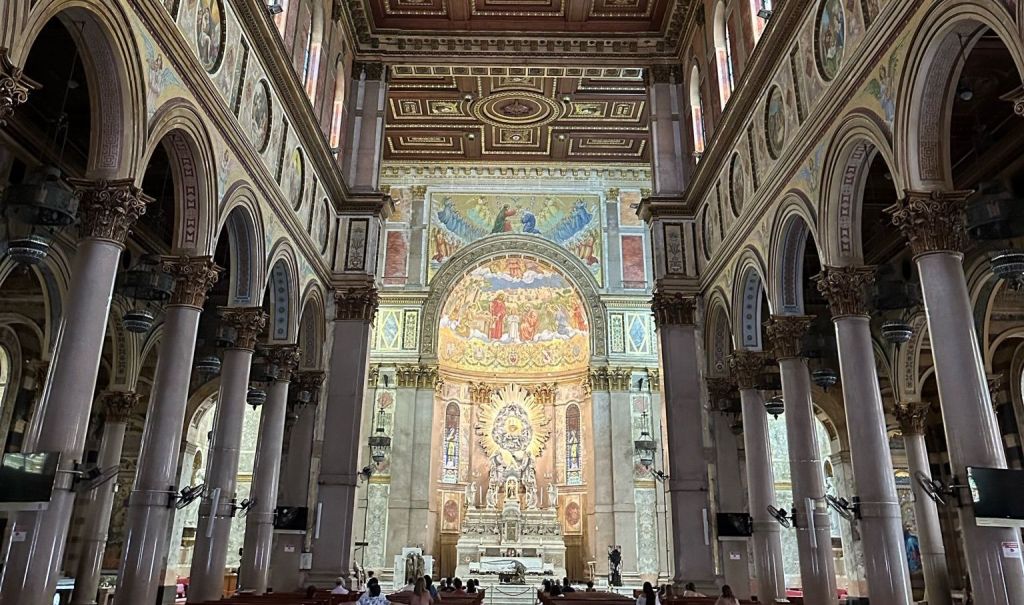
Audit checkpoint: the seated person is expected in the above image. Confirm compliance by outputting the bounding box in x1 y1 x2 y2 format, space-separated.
715 585 739 605
585 582 596 593
636 582 658 605
681 583 706 597
452 578 467 594
359 580 390 605
561 578 575 593
333 577 351 594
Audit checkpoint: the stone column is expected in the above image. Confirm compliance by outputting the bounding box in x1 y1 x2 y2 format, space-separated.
888 190 1024 605
187 307 268 603
239 345 301 594
307 286 378 586
1 180 148 605
765 316 837 604
816 266 912 604
895 401 952 605
729 352 786 603
116 256 221 604
0 48 38 126
651 292 716 587
269 371 324 592
70 391 139 605
588 376 616 576
409 368 440 549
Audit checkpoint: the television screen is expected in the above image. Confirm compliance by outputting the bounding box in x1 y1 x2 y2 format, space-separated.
717 512 753 537
274 506 308 531
967 466 1024 527
0 452 59 506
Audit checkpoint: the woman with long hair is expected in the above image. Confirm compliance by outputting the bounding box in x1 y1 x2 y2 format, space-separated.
636 581 659 605
410 577 432 605
715 584 740 605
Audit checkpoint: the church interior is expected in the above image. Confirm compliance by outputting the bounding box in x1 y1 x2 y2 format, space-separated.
1 0 1024 604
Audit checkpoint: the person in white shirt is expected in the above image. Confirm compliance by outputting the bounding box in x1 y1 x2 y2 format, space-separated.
332 577 350 595
359 579 391 605
681 582 706 597
714 585 740 605
636 582 660 605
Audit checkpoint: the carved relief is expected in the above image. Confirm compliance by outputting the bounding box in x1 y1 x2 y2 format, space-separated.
894 400 931 435
816 265 875 317
220 307 268 350
70 179 151 244
0 48 38 126
161 255 222 309
103 391 141 424
764 315 813 360
262 345 302 381
729 351 767 390
651 291 695 326
335 287 380 322
887 190 972 256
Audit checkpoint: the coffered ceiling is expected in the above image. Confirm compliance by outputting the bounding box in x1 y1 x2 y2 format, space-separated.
383 68 651 164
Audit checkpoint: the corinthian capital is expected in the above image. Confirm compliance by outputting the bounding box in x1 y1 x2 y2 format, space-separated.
894 400 931 435
161 255 222 309
729 351 766 390
68 178 151 244
764 315 812 360
705 377 737 411
816 265 875 318
335 287 379 321
262 345 302 381
0 48 38 126
220 307 268 350
886 190 973 257
291 370 326 406
651 291 695 326
102 390 141 423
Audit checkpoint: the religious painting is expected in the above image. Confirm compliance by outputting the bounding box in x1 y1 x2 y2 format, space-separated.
250 80 272 152
765 86 787 159
618 190 644 227
163 0 180 18
562 493 583 534
402 310 419 350
565 404 583 485
438 256 590 377
383 230 409 284
286 148 305 209
663 223 686 275
345 218 369 271
315 198 330 254
195 0 224 72
427 192 603 285
441 493 463 533
609 313 625 354
729 153 746 215
816 0 846 81
441 402 461 484
620 235 646 289
864 45 901 126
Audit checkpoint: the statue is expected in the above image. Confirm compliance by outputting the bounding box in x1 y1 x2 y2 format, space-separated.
547 482 558 509
608 545 622 587
486 455 504 509
404 551 425 585
512 559 527 584
465 481 476 508
505 477 518 500
519 456 539 510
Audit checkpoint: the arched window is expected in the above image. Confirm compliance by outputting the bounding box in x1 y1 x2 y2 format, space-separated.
566 404 582 485
752 0 772 42
274 0 289 36
689 65 707 159
303 1 324 99
441 402 460 483
329 54 347 151
713 2 735 107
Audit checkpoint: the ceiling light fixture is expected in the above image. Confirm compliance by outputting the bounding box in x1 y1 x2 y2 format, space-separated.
267 1 284 15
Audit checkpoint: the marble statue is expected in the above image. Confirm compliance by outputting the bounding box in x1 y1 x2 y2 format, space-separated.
547 482 558 509
465 481 476 508
520 456 539 510
404 550 425 584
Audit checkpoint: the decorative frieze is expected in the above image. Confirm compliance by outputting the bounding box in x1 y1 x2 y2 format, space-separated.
651 291 695 327
0 48 37 126
262 345 302 382
816 265 875 318
161 256 222 309
102 390 140 423
886 190 973 257
69 178 151 244
220 307 268 351
764 315 813 360
728 351 767 390
335 287 379 322
894 400 931 435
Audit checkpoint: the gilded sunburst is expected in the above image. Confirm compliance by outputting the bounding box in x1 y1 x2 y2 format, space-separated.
475 384 551 467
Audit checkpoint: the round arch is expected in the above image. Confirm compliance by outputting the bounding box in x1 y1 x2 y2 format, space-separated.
731 248 769 351
143 101 220 255
297 282 326 369
768 192 820 315
704 292 732 377
217 185 267 306
895 0 1024 190
15 0 148 179
265 240 300 344
420 235 607 361
819 112 900 267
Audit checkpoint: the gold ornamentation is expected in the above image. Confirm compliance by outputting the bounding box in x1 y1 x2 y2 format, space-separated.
528 383 558 406
764 315 813 360
729 351 766 390
647 369 660 391
886 190 973 256
220 307 268 351
606 187 620 201
335 287 379 321
103 390 141 423
367 365 380 386
469 382 494 404
0 48 37 127
475 383 551 464
409 185 428 201
69 178 151 244
815 265 875 318
396 364 439 389
894 400 931 435
262 345 302 382
161 256 222 309
651 291 695 326
705 377 736 411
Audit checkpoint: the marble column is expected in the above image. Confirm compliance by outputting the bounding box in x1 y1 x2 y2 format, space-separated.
70 391 139 605
816 266 912 604
239 345 301 594
588 380 616 576
889 190 1024 605
116 256 221 604
729 352 786 604
0 48 37 126
1 181 148 605
307 287 377 586
707 394 752 600
651 292 716 587
269 371 324 592
409 369 440 549
895 401 952 605
187 307 267 603
765 316 837 604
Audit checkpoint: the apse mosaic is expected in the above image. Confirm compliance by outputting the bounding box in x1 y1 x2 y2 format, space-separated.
438 257 590 376
428 192 603 285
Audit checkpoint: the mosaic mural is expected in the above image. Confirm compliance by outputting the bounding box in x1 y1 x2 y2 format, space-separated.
438 257 590 376
816 0 846 81
428 193 603 285
195 0 224 72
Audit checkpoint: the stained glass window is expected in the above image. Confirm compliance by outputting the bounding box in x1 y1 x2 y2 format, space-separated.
689 66 706 158
329 54 347 151
566 404 582 485
441 402 460 483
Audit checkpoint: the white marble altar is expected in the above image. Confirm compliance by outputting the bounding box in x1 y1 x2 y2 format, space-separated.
454 500 566 579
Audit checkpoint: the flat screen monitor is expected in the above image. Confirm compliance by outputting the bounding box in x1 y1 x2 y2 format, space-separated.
717 512 753 537
274 506 308 531
0 452 60 510
967 466 1024 527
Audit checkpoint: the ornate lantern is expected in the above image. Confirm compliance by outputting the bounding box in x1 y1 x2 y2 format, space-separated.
4 164 77 264
246 386 267 408
811 368 839 390
122 308 157 333
116 255 174 333
990 250 1024 289
195 355 222 376
633 410 657 469
881 320 914 345
966 181 1024 241
765 395 785 418
368 407 391 464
